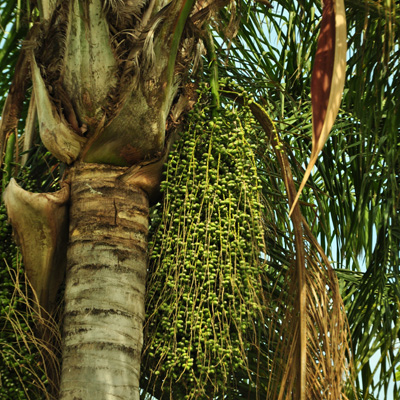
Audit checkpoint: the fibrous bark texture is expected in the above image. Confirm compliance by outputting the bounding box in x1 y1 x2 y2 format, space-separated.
60 163 149 400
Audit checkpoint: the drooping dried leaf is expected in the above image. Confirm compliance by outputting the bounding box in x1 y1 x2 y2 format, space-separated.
262 222 352 400
248 98 352 399
289 0 347 216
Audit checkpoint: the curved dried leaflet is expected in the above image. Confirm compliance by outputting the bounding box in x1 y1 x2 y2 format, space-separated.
289 0 346 217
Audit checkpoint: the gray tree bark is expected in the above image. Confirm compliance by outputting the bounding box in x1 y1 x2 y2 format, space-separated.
59 163 149 400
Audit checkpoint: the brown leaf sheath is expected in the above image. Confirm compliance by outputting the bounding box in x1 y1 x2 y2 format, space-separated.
289 0 346 217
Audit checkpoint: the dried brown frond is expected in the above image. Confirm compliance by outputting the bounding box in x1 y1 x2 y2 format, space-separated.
243 98 355 399
261 230 353 399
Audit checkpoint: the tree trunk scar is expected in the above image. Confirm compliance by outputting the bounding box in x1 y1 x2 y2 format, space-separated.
85 183 103 195
113 199 117 225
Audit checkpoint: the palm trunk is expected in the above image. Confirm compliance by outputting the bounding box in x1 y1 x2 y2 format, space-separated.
59 163 149 400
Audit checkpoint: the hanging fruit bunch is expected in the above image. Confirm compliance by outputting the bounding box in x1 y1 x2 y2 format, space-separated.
142 80 268 399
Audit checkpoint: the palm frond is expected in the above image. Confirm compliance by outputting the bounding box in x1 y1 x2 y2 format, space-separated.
213 0 400 397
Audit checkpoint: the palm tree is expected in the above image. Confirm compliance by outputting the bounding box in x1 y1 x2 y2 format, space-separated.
1 1 211 398
0 0 398 399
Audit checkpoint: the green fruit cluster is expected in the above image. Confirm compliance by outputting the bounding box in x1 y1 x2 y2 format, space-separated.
142 82 267 399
